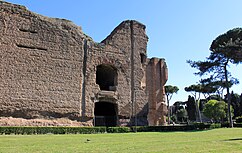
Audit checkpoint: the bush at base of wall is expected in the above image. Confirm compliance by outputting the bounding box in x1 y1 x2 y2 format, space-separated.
0 127 106 135
0 123 241 135
132 123 221 132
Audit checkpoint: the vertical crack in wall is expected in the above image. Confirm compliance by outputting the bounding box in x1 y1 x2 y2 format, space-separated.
130 21 135 122
81 39 88 119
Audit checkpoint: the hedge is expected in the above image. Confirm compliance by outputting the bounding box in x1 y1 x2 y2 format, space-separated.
0 126 106 135
132 123 221 132
0 123 240 135
234 123 242 127
221 123 242 128
235 116 242 123
106 127 130 133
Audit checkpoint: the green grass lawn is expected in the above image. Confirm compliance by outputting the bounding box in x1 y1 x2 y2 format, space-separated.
0 128 241 153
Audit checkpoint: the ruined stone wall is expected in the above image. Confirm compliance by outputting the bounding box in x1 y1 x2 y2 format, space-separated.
0 1 168 126
83 21 149 125
131 21 149 125
146 58 168 125
0 2 88 119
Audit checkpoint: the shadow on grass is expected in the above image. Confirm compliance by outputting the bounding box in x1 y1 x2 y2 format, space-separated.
224 138 242 141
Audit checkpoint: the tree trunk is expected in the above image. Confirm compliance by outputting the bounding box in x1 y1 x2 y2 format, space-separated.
194 94 202 122
224 64 233 128
196 100 202 122
166 95 170 125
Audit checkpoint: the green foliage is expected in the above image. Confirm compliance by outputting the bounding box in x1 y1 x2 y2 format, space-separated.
234 123 242 127
165 85 179 106
135 123 221 132
135 125 193 132
165 85 179 97
203 100 223 122
203 100 231 122
187 55 239 88
170 114 177 123
231 92 242 118
165 85 179 124
0 123 228 135
184 84 203 122
176 108 188 122
171 102 188 123
193 122 221 129
165 86 179 105
107 127 130 133
199 78 218 94
203 100 217 119
221 122 242 128
186 96 196 121
199 78 233 98
221 122 230 128
0 126 133 135
207 94 222 101
0 126 106 135
210 123 222 128
184 84 202 93
187 27 242 127
214 102 227 120
210 27 242 63
235 116 242 123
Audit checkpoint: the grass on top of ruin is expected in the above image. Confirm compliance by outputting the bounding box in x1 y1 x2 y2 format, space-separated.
0 128 241 153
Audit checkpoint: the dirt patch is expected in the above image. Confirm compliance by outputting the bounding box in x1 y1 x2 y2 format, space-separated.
0 117 92 127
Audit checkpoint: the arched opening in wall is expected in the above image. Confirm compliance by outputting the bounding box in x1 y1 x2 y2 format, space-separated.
94 102 118 127
96 64 117 91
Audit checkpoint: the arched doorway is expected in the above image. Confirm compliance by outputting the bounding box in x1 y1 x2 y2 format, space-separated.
96 64 117 91
94 102 117 127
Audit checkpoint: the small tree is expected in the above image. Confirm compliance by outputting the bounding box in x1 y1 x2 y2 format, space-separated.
203 100 228 123
176 107 188 123
230 92 241 118
184 84 203 122
165 85 179 124
240 94 242 116
186 96 196 121
203 100 217 122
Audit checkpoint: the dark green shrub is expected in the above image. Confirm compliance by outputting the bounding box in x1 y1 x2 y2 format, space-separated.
193 122 209 129
135 125 194 132
210 123 221 129
234 123 242 127
0 126 106 135
221 122 230 128
235 116 242 123
134 123 221 132
0 123 229 135
106 127 130 133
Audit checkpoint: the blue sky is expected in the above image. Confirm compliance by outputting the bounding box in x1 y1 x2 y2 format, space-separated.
6 0 242 104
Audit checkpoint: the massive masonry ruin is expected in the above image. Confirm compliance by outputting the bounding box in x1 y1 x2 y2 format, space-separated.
0 1 168 126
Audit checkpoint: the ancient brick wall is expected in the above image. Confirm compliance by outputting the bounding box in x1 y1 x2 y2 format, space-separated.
0 2 87 119
82 21 149 125
0 1 167 126
146 58 168 125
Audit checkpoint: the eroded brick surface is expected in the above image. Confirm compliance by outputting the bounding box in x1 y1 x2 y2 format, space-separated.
0 1 168 126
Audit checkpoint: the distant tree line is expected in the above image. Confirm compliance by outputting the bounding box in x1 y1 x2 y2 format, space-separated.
170 92 242 124
166 28 242 126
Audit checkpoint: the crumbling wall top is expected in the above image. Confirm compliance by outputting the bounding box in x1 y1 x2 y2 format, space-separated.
0 1 92 40
101 20 146 44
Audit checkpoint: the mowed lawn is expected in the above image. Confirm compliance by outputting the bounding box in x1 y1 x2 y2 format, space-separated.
0 128 241 153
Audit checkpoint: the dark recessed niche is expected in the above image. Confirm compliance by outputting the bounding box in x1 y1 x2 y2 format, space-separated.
140 53 146 64
19 28 37 34
16 44 47 51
